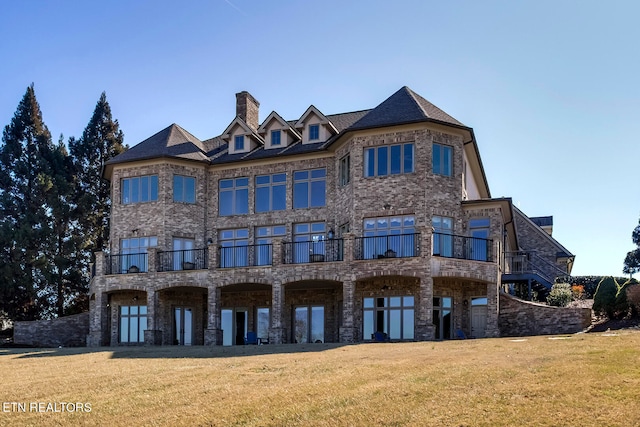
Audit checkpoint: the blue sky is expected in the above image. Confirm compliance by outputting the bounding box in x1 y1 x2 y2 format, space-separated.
1 1 638 276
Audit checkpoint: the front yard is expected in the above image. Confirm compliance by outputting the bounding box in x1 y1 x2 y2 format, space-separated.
1 331 639 426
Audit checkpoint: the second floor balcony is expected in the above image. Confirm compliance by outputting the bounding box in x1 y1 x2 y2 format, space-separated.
432 232 494 262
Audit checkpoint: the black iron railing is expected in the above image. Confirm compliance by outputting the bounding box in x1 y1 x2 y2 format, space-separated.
218 243 273 268
354 233 420 260
106 253 148 275
282 239 344 264
158 248 208 272
432 233 493 262
504 250 569 284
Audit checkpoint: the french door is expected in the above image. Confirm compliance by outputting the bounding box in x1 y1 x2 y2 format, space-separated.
174 307 193 345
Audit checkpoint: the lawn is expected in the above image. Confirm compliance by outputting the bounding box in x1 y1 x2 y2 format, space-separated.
1 331 640 426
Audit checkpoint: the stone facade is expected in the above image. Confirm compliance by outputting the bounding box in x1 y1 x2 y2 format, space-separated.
85 88 579 348
14 313 89 347
499 293 591 336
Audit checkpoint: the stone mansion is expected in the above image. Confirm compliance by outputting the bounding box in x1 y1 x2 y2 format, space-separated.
87 86 576 347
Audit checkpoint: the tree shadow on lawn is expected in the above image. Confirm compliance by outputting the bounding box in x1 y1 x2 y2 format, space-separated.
4 342 356 359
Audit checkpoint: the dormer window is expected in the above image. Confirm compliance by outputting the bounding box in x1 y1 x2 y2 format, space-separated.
309 124 320 141
234 135 245 151
271 130 281 146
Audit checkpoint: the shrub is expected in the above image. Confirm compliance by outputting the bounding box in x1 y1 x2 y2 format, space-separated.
547 283 572 307
593 276 619 318
626 284 640 317
571 285 585 300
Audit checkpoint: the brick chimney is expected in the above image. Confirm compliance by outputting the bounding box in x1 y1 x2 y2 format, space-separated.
235 91 260 130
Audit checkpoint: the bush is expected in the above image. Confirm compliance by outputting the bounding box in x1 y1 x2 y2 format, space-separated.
626 284 640 317
547 283 572 307
593 277 619 318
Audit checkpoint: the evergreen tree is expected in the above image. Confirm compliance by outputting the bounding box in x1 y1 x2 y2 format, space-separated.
0 85 56 320
69 92 126 256
623 218 640 277
40 137 86 317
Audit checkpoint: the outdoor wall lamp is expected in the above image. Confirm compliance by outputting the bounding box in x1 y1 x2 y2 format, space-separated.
327 229 335 239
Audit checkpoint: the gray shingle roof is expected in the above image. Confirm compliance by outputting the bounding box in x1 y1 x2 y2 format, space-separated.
107 123 209 165
349 86 464 130
109 87 465 167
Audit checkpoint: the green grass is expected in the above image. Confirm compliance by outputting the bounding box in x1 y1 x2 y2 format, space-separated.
1 331 640 426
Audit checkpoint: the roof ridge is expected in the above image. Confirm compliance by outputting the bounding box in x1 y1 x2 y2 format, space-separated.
404 86 430 118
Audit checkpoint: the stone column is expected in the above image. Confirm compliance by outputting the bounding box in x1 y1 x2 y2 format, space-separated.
339 280 356 343
485 265 501 338
342 233 354 262
207 242 217 270
418 275 435 340
204 286 223 345
87 289 109 347
147 248 158 273
144 288 162 345
269 280 286 344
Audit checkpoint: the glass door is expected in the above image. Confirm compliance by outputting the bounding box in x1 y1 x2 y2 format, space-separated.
293 306 324 343
433 297 452 340
174 307 193 345
221 308 248 346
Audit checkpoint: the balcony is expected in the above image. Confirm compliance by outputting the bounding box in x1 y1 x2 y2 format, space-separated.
282 239 344 264
158 248 208 272
432 233 493 262
106 253 149 275
218 243 273 268
354 233 421 260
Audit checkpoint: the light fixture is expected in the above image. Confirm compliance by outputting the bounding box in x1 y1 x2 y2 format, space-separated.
383 203 391 210
207 238 213 245
327 229 335 239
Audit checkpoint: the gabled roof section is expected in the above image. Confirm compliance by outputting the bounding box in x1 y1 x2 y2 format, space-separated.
106 123 209 167
221 117 264 143
349 86 464 130
257 111 302 139
294 105 339 134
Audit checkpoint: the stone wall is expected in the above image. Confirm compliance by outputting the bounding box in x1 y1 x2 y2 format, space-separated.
13 312 89 347
499 293 591 337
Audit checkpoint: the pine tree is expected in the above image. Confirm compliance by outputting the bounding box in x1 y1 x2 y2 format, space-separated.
0 85 56 320
69 92 126 256
623 219 640 277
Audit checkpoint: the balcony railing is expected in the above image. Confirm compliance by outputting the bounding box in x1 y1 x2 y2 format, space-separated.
106 252 148 275
504 250 569 284
354 233 421 260
218 243 273 268
158 248 208 272
282 239 344 264
432 233 493 262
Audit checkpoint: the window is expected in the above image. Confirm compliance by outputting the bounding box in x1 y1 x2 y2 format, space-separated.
255 173 286 212
294 306 324 343
433 216 453 257
433 143 453 176
256 225 285 266
120 305 147 343
468 218 490 261
172 238 195 270
293 222 326 263
120 236 157 273
363 296 414 340
121 175 158 204
293 168 326 209
173 175 196 203
219 228 248 267
219 177 249 216
271 130 281 146
362 215 416 259
339 154 350 186
364 143 414 177
234 135 245 151
309 124 320 141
